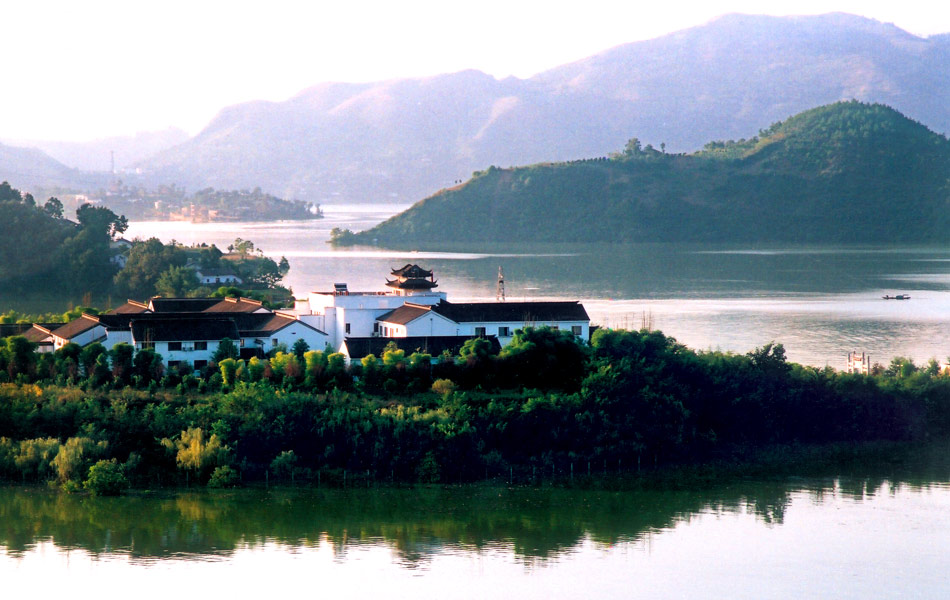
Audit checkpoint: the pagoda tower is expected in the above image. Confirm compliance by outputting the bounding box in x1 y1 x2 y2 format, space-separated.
385 264 439 295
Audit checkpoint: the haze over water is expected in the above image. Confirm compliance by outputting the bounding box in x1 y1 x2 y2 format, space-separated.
124 204 950 370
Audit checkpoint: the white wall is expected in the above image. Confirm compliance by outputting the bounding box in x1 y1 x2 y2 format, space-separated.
53 324 105 350
391 313 460 338
271 322 329 353
455 320 590 346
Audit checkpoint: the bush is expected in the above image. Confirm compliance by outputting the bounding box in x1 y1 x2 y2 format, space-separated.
208 465 240 488
83 458 128 496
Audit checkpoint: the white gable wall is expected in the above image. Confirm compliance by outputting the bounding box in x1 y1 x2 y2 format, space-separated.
380 311 460 338
53 324 106 350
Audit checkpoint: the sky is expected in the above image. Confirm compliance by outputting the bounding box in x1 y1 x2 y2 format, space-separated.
3 0 949 142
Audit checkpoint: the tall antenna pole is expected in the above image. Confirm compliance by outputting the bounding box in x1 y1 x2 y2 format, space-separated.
496 266 506 302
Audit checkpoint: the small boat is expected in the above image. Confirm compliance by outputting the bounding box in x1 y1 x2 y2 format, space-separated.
882 294 911 300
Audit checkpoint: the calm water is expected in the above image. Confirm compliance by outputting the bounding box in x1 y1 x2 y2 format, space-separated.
3 471 950 599
124 205 950 368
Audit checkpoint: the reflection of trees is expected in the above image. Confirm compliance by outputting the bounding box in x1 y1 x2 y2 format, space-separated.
0 477 938 565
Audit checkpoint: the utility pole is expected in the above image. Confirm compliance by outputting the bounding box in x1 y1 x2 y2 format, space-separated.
496 266 506 302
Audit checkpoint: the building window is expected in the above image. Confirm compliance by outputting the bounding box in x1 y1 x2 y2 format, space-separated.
498 326 511 337
272 338 278 346
195 341 208 351
345 323 351 334
168 360 181 369
572 325 583 336
140 341 155 350
474 326 486 336
168 341 182 352
194 360 208 370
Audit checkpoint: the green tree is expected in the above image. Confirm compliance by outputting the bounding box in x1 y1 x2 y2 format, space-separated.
4 336 37 380
83 458 128 495
76 203 128 240
213 338 240 363
291 338 310 360
154 265 200 297
43 197 64 219
163 427 229 483
113 238 188 298
53 437 108 484
110 343 134 385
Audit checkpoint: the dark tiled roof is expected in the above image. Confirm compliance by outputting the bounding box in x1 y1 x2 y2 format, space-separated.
0 323 39 338
22 325 55 343
195 268 242 278
203 297 265 313
148 297 222 313
430 300 589 323
343 335 500 359
106 300 150 314
49 314 102 339
391 264 433 278
376 303 433 325
131 317 240 343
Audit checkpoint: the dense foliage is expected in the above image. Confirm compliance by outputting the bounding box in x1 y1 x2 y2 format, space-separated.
0 180 291 305
1 325 948 491
0 182 127 297
344 102 950 245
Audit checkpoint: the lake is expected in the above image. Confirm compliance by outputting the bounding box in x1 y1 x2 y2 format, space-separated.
3 466 950 599
124 205 950 369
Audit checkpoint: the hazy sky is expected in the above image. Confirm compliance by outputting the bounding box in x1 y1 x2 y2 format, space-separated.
4 0 948 141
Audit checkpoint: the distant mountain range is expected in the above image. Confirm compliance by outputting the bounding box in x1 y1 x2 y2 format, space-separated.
0 142 98 191
4 128 190 173
342 102 950 244
3 13 950 204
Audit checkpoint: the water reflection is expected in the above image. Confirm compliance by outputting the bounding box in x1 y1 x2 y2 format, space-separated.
2 470 949 566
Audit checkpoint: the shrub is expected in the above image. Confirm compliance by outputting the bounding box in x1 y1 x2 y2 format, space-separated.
83 458 128 496
208 465 240 488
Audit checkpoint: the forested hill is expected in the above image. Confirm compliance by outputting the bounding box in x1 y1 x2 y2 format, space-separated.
343 102 950 245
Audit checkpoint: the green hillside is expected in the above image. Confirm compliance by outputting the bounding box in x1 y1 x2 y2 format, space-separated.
342 102 950 245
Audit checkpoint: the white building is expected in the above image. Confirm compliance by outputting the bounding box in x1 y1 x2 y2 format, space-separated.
46 297 327 371
293 265 446 349
291 264 591 358
375 300 590 346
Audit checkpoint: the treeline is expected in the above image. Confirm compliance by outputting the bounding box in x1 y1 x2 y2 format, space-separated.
0 181 291 303
0 181 128 297
1 326 949 493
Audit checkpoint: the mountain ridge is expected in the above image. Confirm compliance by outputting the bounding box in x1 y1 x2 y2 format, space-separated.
130 13 950 204
340 102 950 245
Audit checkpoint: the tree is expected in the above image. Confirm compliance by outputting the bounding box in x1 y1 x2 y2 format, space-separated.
249 257 283 288
231 238 255 258
113 238 188 298
80 342 107 378
83 458 128 496
43 197 64 219
291 338 310 360
155 265 200 297
110 343 134 385
164 427 228 483
76 203 128 240
213 338 240 363
4 336 37 380
278 256 290 276
623 137 643 156
132 348 164 384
